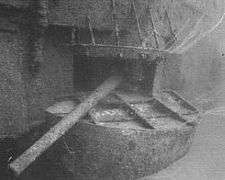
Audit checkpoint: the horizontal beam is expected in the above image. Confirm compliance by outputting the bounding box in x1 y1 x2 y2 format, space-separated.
71 43 174 60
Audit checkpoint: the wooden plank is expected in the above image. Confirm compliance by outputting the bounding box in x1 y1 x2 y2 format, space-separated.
9 75 122 176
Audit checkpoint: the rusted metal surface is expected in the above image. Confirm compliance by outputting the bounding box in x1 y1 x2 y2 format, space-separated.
43 90 199 180
61 121 195 180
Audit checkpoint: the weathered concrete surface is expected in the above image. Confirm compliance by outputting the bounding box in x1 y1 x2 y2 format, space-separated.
139 112 225 180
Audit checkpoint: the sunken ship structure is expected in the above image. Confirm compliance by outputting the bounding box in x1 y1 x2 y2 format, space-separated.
0 0 210 179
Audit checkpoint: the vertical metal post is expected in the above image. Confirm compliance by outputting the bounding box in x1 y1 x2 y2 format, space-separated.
71 24 78 44
164 10 176 48
38 0 49 28
165 10 173 37
131 0 143 46
147 5 160 49
112 0 120 46
86 16 96 45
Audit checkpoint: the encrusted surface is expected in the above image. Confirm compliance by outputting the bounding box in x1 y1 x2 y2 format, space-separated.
45 93 198 180
61 122 195 180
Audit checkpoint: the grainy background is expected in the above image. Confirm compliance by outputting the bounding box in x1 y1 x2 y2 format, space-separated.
0 0 225 180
